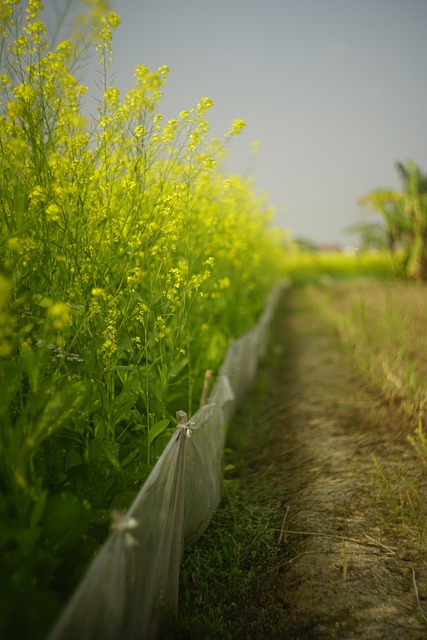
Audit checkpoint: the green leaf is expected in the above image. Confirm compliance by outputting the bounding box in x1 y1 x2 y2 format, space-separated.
29 490 47 532
149 380 163 403
110 387 136 425
132 423 147 432
110 490 137 511
41 492 91 553
0 361 21 417
20 346 40 392
147 418 170 447
32 293 53 308
104 443 120 471
170 356 189 376
65 448 83 470
152 430 174 457
36 380 90 440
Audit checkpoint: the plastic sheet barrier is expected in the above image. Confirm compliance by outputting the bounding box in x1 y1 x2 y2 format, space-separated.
48 282 284 640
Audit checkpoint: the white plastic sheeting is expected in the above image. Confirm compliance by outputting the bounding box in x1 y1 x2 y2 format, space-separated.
48 282 284 640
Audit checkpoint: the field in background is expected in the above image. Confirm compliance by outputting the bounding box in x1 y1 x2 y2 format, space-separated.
282 249 396 283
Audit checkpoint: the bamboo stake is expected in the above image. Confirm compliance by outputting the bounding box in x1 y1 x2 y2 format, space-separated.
200 369 213 407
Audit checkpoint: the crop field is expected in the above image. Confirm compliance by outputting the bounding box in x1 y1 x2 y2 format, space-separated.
0 3 289 636
281 249 395 283
0 2 421 639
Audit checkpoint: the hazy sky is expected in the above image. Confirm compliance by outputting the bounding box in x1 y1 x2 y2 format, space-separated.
47 0 427 245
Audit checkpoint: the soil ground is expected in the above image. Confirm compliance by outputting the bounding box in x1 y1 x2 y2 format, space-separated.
227 286 427 639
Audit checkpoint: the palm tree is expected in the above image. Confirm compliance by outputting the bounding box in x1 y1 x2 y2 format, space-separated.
358 161 427 280
394 161 427 280
358 188 408 276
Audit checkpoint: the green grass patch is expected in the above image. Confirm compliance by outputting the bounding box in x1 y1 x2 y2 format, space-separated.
170 344 286 639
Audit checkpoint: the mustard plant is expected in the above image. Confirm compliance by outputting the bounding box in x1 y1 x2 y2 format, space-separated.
0 2 287 636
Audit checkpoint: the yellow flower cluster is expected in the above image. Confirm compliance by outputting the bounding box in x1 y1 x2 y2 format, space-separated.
47 302 72 331
0 7 290 629
0 0 287 474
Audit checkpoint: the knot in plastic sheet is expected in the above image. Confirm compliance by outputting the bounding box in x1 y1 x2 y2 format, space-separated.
111 510 138 548
176 410 195 437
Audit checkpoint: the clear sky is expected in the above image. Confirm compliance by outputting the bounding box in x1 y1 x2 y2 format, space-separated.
46 0 427 245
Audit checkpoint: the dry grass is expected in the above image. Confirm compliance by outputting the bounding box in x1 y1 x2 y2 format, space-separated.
310 281 427 429
308 281 427 539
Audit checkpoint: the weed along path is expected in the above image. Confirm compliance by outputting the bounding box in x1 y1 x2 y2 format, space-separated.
176 286 427 639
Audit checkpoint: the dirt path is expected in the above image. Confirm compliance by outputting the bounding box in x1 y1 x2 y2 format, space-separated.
238 287 427 639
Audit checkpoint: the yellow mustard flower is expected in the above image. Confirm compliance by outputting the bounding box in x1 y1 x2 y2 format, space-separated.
47 302 71 330
45 203 61 222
